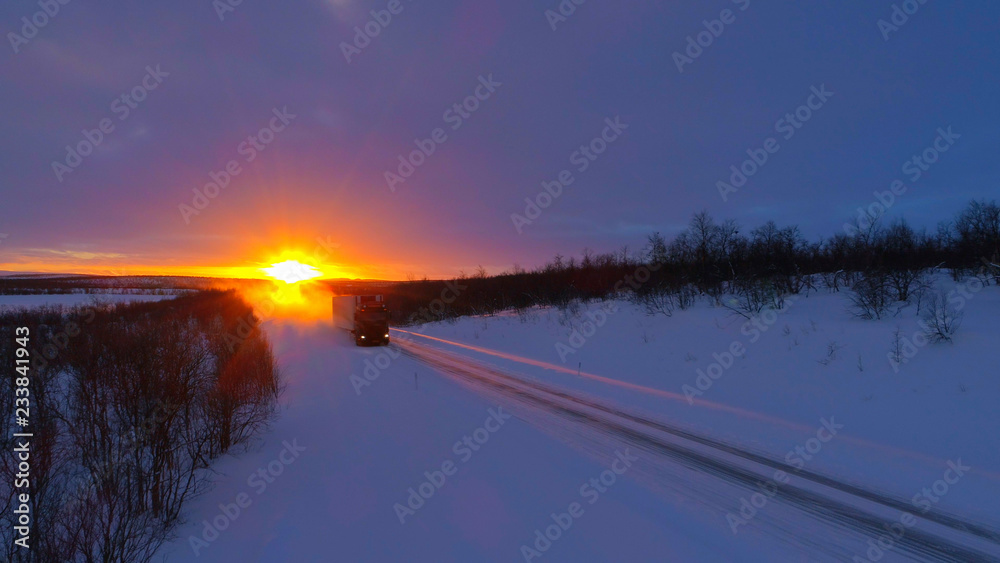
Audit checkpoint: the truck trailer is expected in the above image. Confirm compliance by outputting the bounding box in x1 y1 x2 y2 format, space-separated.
332 295 390 346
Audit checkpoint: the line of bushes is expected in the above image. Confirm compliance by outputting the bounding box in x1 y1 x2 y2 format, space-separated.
0 290 280 562
380 199 999 324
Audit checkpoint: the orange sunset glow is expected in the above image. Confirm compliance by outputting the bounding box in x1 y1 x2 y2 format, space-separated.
0 249 367 281
0 234 462 281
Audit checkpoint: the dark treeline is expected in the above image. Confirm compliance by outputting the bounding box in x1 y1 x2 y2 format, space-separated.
0 276 224 296
0 290 280 562
386 199 1000 324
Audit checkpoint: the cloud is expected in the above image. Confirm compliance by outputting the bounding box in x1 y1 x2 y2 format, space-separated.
20 248 128 261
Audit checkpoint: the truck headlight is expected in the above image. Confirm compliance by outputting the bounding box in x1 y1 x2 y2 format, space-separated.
384 334 389 338
360 335 365 339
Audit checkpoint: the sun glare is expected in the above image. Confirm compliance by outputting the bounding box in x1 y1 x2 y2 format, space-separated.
262 260 322 284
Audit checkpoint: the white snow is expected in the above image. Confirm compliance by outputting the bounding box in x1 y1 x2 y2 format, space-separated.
156 320 740 562
153 275 1000 562
409 278 1000 524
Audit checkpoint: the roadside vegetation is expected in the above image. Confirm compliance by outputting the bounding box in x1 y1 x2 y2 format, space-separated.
383 199 999 325
0 275 225 296
0 290 280 563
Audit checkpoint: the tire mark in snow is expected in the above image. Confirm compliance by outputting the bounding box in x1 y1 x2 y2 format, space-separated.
391 328 1000 480
394 339 1000 562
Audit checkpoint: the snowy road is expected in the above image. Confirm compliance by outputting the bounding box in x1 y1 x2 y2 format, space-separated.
159 320 721 562
157 317 1000 562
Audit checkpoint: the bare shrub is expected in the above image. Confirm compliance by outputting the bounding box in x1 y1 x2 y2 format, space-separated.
986 254 1000 284
922 292 962 343
676 285 698 310
723 279 783 320
556 299 582 324
850 273 893 320
791 273 817 296
818 341 845 366
635 288 676 317
887 268 924 302
889 327 904 365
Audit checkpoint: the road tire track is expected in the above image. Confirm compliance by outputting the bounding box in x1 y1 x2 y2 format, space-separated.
396 339 1000 562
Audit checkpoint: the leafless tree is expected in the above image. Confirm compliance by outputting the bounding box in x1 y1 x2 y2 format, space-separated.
850 273 893 320
922 292 962 343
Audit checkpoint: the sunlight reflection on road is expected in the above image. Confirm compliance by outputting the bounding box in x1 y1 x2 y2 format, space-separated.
392 328 1000 481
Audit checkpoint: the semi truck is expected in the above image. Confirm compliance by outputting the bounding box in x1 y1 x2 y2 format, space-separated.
332 295 390 346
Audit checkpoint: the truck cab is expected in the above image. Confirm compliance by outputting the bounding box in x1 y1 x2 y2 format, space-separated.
354 301 390 346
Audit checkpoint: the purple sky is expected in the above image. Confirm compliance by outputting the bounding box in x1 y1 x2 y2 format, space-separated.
1 0 998 279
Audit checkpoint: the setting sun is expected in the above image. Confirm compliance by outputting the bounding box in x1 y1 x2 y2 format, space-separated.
261 259 322 284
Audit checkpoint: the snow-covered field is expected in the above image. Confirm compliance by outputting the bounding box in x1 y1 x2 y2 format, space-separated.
0 293 175 310
410 278 1000 512
151 276 1000 562
419 288 998 504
